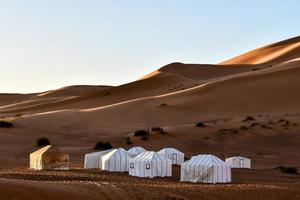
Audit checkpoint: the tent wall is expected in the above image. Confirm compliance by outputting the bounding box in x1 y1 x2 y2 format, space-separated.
84 150 111 169
129 152 172 178
180 155 231 183
101 149 132 172
158 148 184 165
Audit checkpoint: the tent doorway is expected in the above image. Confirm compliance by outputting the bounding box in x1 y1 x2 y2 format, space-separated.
239 159 244 168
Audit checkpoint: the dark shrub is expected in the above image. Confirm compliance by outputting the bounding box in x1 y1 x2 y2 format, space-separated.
0 121 13 128
276 166 298 174
36 137 50 147
125 137 133 145
261 124 272 129
250 122 260 127
196 121 206 127
134 130 149 137
151 127 165 134
159 103 167 107
243 116 255 122
15 113 22 117
240 126 248 130
94 141 113 150
141 135 149 141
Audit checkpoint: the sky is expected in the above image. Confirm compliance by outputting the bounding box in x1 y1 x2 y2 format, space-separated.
0 0 300 93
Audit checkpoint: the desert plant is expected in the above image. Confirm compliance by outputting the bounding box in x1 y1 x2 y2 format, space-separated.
240 126 248 130
151 127 165 134
159 103 167 107
0 121 13 128
276 166 298 174
36 137 50 147
94 141 113 150
125 137 133 145
196 121 206 128
133 130 149 137
15 113 23 118
141 135 149 141
243 116 255 122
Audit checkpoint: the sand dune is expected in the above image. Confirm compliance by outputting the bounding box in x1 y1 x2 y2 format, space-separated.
221 36 300 65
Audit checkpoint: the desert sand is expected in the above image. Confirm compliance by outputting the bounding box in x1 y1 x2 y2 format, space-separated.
1 36 300 199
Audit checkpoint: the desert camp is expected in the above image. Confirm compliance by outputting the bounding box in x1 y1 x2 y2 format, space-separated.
29 145 69 170
84 149 112 169
127 146 147 156
101 148 133 172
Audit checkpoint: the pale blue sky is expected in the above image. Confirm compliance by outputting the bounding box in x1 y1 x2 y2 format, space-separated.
1 0 299 93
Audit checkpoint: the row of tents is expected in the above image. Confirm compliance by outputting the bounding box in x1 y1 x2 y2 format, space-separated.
29 145 251 183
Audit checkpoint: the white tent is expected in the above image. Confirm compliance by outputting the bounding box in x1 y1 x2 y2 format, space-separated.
158 148 184 165
129 151 172 178
180 154 231 183
127 146 147 157
101 148 133 172
225 156 251 169
30 145 69 170
84 149 112 169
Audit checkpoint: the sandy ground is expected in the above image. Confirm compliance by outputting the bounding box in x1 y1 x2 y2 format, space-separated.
0 168 299 200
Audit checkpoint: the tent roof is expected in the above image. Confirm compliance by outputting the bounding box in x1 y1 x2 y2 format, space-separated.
226 156 250 160
131 151 169 161
30 145 55 156
85 149 112 156
128 146 146 154
102 148 131 159
158 148 183 154
184 154 228 167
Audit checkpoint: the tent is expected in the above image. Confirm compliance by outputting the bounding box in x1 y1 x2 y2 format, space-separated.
84 149 112 169
127 146 147 157
225 156 251 169
30 145 69 170
101 148 133 172
129 151 172 178
180 154 231 183
157 148 184 165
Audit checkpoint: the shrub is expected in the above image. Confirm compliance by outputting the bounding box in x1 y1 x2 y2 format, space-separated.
151 127 165 134
243 116 255 122
276 166 298 174
240 126 248 130
261 124 272 129
250 122 260 127
141 135 149 141
15 113 22 117
94 141 112 150
36 137 50 147
159 103 167 107
133 130 149 137
125 137 133 145
0 121 13 128
196 121 206 128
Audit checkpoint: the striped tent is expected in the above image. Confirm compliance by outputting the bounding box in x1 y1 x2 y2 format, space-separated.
181 154 231 183
225 156 251 169
30 145 69 170
127 146 147 157
157 148 184 165
84 149 112 169
129 151 172 178
101 148 133 172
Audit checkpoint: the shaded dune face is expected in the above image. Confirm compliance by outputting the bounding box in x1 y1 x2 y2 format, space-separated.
1 36 300 170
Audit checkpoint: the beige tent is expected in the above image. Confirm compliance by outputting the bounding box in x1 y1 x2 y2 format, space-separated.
225 156 251 169
30 145 69 170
